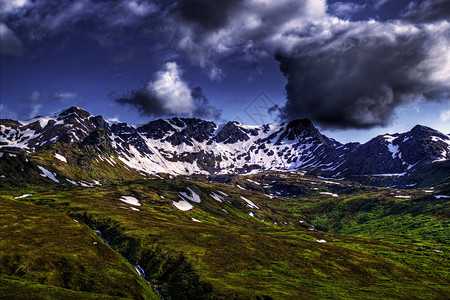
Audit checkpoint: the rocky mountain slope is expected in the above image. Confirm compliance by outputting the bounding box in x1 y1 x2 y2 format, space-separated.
1 106 449 184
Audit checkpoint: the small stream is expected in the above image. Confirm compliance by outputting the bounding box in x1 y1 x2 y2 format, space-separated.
94 230 165 299
134 264 165 300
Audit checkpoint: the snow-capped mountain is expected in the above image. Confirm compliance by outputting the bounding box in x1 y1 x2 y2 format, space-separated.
335 125 450 177
1 106 449 178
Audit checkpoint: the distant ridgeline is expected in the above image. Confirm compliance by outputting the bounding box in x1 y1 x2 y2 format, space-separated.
1 106 450 187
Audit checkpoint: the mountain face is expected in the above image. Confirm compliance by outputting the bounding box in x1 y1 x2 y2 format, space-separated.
1 106 449 181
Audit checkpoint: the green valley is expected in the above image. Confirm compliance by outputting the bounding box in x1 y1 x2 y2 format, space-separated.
1 172 448 299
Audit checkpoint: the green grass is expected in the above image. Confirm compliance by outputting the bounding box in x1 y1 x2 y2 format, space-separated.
0 274 125 300
282 191 450 246
2 174 448 299
0 197 158 300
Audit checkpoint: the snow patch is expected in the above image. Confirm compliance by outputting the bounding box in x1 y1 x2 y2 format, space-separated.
179 187 201 203
394 195 411 199
387 143 400 159
37 166 59 183
319 192 339 197
38 117 53 129
14 194 32 199
79 181 95 187
119 196 141 206
210 192 223 202
434 195 450 199
240 196 259 209
246 178 260 185
316 239 327 243
191 218 201 222
54 153 67 163
367 173 406 177
217 190 229 197
383 135 397 143
173 200 194 211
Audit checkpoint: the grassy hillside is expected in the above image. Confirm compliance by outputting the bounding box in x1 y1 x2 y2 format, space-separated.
1 173 448 299
0 275 126 300
0 197 158 300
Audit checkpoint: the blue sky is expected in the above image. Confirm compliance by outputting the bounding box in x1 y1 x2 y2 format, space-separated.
1 0 449 143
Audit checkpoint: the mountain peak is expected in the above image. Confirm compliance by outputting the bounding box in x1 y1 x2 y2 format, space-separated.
277 118 322 142
59 106 91 119
410 124 435 134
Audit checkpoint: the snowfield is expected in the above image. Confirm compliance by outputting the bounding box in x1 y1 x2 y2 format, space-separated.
37 166 59 183
173 200 194 211
119 196 141 206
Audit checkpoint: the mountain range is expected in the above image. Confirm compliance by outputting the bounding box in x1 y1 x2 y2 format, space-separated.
1 106 449 187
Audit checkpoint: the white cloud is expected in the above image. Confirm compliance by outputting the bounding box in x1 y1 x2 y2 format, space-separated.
328 2 366 18
374 0 390 10
0 0 30 14
440 110 450 122
145 62 196 116
44 0 89 32
53 92 78 100
125 0 157 17
115 61 222 119
106 116 121 124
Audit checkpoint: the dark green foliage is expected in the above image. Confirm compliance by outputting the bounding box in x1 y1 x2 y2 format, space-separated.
73 212 214 299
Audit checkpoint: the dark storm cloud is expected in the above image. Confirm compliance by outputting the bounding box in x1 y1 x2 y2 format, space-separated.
115 89 167 117
174 0 243 31
275 21 450 128
166 0 450 128
167 0 324 80
190 86 223 120
0 22 23 55
115 87 222 120
115 62 222 120
402 0 450 23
